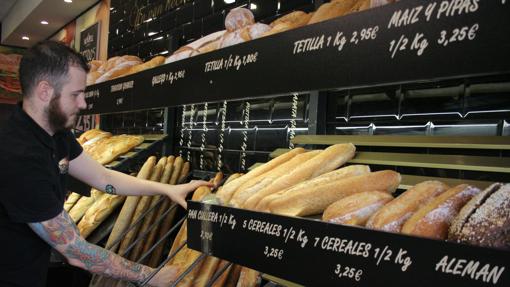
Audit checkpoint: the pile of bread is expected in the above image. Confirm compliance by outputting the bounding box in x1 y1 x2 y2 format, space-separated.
165 0 398 64
64 129 144 238
182 143 507 285
85 0 398 86
87 55 166 85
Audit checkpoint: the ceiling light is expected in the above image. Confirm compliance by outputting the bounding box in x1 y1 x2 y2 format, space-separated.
22 36 30 40
41 20 49 25
64 0 72 3
148 32 157 36
224 0 235 4
160 50 169 55
250 3 257 10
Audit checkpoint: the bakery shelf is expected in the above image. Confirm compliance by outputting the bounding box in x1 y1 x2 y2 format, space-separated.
270 149 510 173
290 135 510 150
186 201 510 286
82 0 510 115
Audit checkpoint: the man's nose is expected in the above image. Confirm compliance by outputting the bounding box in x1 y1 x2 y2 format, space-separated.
77 94 87 110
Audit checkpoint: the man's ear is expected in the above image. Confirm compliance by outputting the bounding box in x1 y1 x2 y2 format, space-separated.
34 81 54 103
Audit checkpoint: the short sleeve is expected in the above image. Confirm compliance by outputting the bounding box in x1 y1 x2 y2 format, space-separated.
0 154 62 223
67 131 83 160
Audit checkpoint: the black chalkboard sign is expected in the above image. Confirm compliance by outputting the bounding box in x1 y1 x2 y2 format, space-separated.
187 201 509 287
83 0 510 115
80 22 100 61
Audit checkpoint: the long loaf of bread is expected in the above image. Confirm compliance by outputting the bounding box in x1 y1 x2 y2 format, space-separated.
68 189 102 223
322 191 394 226
230 151 322 208
78 193 126 238
269 170 401 217
255 164 370 212
118 161 164 257
128 157 168 261
401 184 480 239
147 158 187 267
366 180 449 232
64 192 82 212
243 143 356 210
216 147 306 204
105 156 156 251
138 157 175 262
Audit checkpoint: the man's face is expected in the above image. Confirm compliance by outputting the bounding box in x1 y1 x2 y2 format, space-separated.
47 66 87 131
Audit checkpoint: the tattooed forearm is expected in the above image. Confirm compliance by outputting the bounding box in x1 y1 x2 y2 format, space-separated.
66 240 153 283
105 184 117 195
28 210 153 284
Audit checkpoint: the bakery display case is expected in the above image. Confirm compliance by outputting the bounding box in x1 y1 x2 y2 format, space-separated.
77 0 510 286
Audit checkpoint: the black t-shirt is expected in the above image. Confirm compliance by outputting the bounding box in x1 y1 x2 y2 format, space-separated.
0 105 83 287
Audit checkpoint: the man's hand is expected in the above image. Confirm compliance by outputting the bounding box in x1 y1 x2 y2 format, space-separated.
171 180 214 208
148 265 180 287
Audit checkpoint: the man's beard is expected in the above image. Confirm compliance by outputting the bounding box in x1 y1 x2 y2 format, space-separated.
48 94 76 131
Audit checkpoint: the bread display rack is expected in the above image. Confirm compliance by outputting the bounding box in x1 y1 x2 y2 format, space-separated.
79 0 510 286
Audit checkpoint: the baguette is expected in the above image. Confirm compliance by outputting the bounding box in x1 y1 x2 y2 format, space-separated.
77 193 126 238
210 261 234 287
147 159 187 267
401 184 480 239
143 162 186 267
231 151 321 208
179 161 191 182
68 189 102 223
192 256 221 287
129 158 168 261
366 180 449 232
236 267 260 287
165 186 212 271
118 161 164 257
64 192 82 212
323 191 393 226
105 156 156 251
255 165 370 212
171 157 185 185
216 148 305 204
269 170 401 217
243 143 356 210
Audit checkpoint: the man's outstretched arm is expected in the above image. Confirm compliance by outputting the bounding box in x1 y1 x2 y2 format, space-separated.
28 210 177 287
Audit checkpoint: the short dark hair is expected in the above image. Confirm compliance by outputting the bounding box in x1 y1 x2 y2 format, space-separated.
19 40 89 97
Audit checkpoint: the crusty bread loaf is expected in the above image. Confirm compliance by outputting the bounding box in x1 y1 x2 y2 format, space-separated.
78 193 126 238
245 23 271 40
88 60 104 72
231 151 321 208
166 186 212 271
448 183 510 250
216 148 305 204
87 71 102 86
236 267 260 287
366 180 449 232
323 191 393 226
308 0 358 25
77 128 106 145
193 256 221 287
219 29 252 49
90 135 144 165
128 158 168 261
105 156 156 252
225 7 255 32
255 164 370 212
269 170 401 217
119 161 164 258
210 261 234 287
243 143 356 210
401 184 480 239
147 160 187 267
68 188 102 222
64 192 82 212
